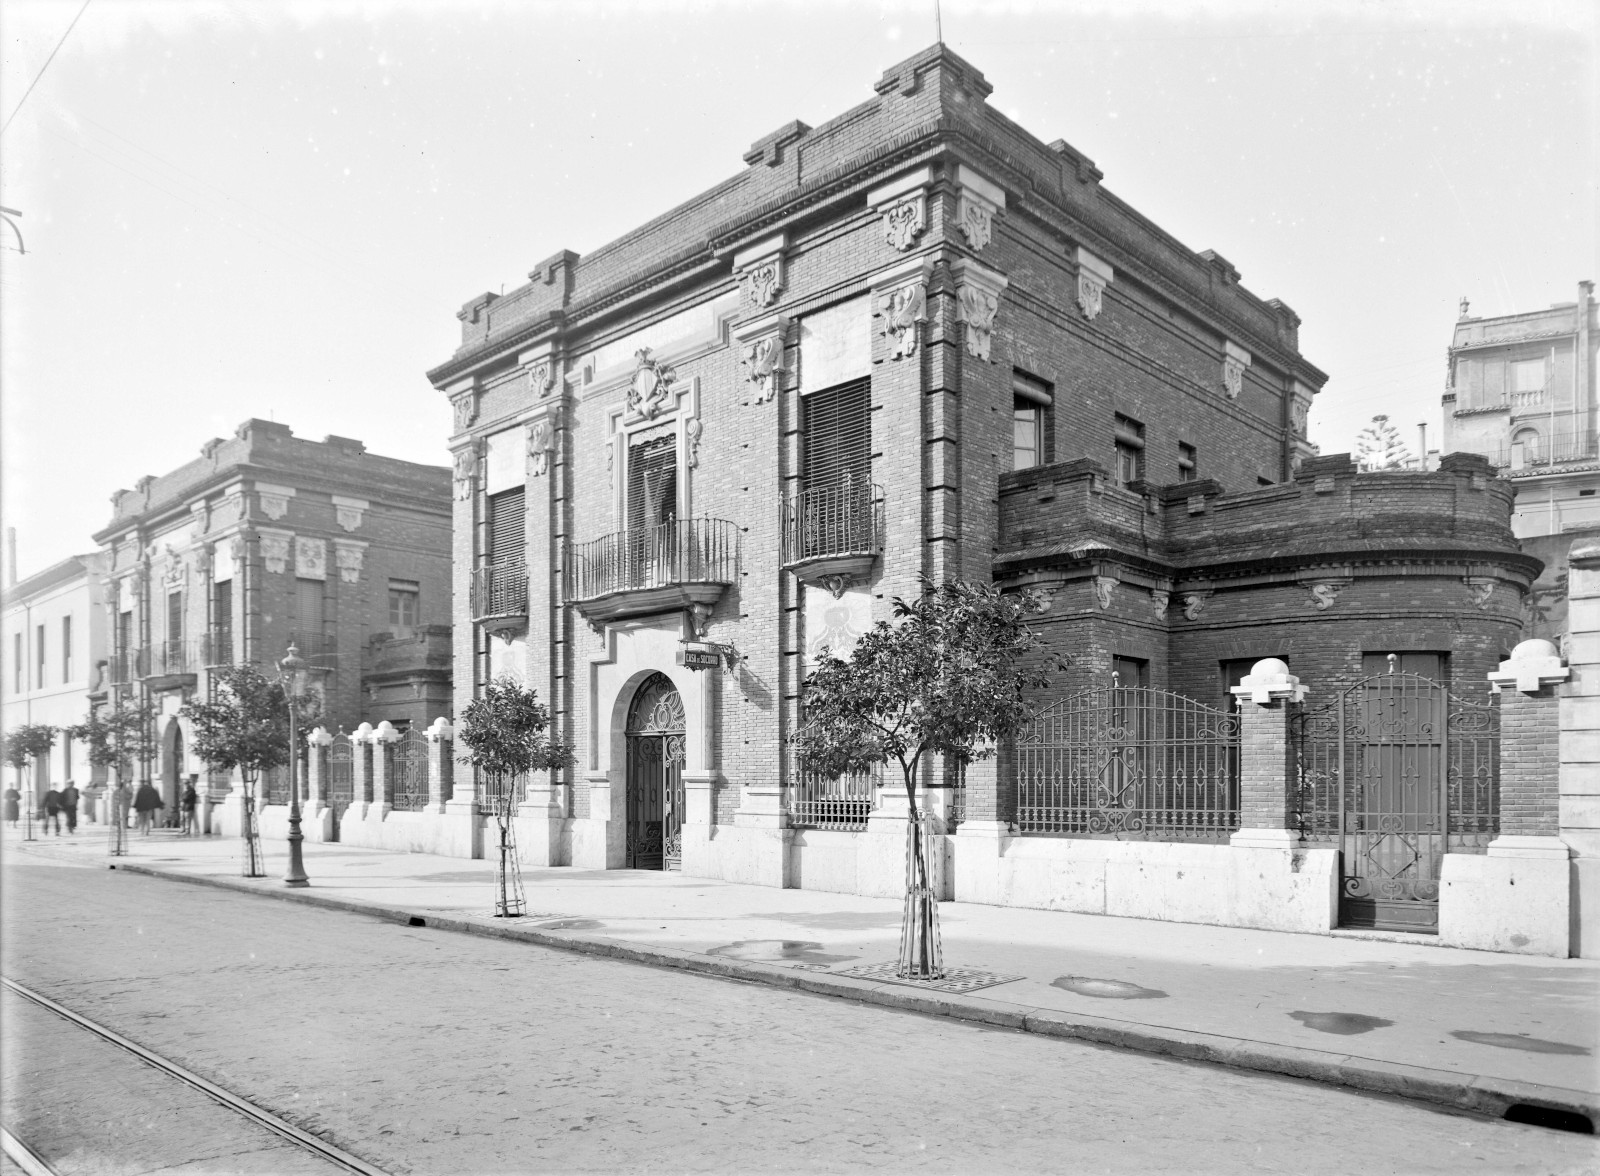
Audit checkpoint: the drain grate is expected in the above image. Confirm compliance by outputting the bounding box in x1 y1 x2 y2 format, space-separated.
832 961 1023 994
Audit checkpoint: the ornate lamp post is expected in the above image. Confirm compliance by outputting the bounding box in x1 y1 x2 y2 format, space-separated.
280 644 310 888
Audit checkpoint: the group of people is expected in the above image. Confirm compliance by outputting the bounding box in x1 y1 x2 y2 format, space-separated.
4 778 201 834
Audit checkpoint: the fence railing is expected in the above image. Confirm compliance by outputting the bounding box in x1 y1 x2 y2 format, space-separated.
566 518 739 603
1015 687 1241 840
386 729 431 810
781 481 885 567
471 561 528 621
148 638 199 678
1488 426 1595 469
787 769 876 832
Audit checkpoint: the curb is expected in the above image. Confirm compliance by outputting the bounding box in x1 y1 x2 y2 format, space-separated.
99 857 1598 1127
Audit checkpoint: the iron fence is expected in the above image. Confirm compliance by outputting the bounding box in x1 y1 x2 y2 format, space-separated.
470 561 528 621
148 639 197 678
386 728 431 810
787 768 876 831
1015 686 1241 840
781 480 884 567
565 518 738 603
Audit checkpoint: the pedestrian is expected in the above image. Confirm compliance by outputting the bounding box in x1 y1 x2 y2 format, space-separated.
133 782 163 835
181 780 199 836
3 785 18 828
60 782 80 834
41 786 63 835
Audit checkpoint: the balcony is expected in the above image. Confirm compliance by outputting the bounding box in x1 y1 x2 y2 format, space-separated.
781 480 884 590
1490 426 1597 471
203 626 234 667
471 561 529 637
145 639 199 690
107 647 147 687
565 518 739 626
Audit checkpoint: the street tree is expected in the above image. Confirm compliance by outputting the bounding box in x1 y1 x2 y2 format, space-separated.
457 676 575 916
67 702 156 784
3 723 59 834
1354 414 1413 470
792 579 1063 978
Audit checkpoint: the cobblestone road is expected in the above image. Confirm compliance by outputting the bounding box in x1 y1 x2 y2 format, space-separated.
4 856 1595 1174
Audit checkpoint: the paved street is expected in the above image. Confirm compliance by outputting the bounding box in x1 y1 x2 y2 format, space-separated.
4 853 1596 1174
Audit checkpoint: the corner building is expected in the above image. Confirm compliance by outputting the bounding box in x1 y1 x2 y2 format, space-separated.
433 47 1536 938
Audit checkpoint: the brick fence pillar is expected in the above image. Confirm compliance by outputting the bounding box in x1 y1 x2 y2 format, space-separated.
349 722 374 821
370 720 400 818
1228 658 1306 850
425 717 453 814
303 725 331 841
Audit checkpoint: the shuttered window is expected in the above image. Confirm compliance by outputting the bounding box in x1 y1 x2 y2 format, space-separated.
627 435 677 532
802 378 871 493
487 487 526 565
167 591 183 644
295 579 324 652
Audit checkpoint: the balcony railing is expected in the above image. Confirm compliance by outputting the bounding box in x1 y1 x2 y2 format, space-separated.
203 627 234 666
781 480 884 580
108 647 147 686
471 561 528 629
566 518 738 624
1489 427 1597 470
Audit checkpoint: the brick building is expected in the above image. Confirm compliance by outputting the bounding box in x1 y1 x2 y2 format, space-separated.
427 46 1537 941
1440 281 1599 642
92 419 452 835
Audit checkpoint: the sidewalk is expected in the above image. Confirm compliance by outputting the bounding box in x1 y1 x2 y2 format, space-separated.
8 825 1597 1125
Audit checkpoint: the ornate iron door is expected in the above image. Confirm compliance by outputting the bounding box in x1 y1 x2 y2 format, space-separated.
624 674 686 870
325 731 354 841
1296 673 1499 933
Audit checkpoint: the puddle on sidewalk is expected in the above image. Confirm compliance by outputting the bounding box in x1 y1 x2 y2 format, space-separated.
1289 1011 1393 1036
707 940 858 969
537 918 605 931
1450 1030 1591 1055
1051 976 1168 1000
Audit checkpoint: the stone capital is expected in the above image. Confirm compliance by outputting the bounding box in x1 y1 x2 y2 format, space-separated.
1487 638 1569 695
1231 657 1308 706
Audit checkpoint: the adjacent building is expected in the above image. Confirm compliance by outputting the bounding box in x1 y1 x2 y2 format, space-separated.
1441 281 1599 640
93 419 453 835
1 552 110 816
424 46 1537 944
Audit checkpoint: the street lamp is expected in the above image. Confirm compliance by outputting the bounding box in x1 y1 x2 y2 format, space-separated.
280 643 310 888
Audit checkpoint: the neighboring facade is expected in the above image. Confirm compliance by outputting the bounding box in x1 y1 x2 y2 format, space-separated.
1 553 110 815
92 419 452 836
1441 281 1599 641
426 47 1536 943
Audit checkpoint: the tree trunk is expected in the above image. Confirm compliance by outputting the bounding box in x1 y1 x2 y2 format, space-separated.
897 770 943 980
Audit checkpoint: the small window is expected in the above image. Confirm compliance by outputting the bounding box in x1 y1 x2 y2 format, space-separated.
389 581 420 636
1112 656 1148 689
1513 359 1543 393
1013 371 1053 472
1114 414 1145 488
12 632 20 693
1178 442 1198 483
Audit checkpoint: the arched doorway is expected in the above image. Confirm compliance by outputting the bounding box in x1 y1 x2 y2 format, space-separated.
624 673 685 870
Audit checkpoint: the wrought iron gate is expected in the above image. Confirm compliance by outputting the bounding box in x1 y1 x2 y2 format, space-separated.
624 673 685 870
1295 673 1499 933
388 728 429 810
1015 686 1241 840
325 731 354 840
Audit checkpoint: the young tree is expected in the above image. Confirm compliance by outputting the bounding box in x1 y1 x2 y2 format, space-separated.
457 677 575 916
3 723 59 836
67 702 156 783
1354 414 1413 471
792 579 1063 978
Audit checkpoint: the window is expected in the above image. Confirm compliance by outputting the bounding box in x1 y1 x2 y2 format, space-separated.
1114 414 1145 487
167 591 183 645
118 609 133 654
1513 359 1544 393
802 377 871 494
1178 442 1198 482
1511 427 1540 468
626 437 677 533
212 579 233 650
294 579 324 654
61 616 72 683
389 580 420 636
11 632 19 693
36 624 45 689
1112 656 1148 689
1013 372 1053 471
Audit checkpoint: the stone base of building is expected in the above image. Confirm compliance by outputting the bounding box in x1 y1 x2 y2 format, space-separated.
1572 856 1600 960
1438 837 1571 957
951 830 1340 936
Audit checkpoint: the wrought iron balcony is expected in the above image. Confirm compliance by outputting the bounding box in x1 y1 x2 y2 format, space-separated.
566 518 738 626
108 647 147 686
471 560 529 636
145 639 199 689
781 480 884 589
203 626 234 667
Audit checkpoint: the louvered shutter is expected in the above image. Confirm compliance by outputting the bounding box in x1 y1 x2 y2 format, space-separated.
802 378 871 493
627 436 677 532
488 488 525 565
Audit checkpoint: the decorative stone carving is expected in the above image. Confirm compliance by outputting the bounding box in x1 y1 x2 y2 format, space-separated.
335 543 364 585
1487 638 1569 695
1308 582 1342 611
1150 589 1170 621
527 359 557 399
452 446 478 501
1092 576 1117 611
626 348 677 420
451 390 478 433
1290 380 1316 438
228 535 246 562
958 196 992 251
258 487 291 521
819 573 854 600
684 416 703 470
881 281 927 360
745 259 782 308
527 419 552 478
1182 591 1211 620
332 496 366 533
1467 577 1496 610
1021 585 1055 613
688 602 714 639
881 195 926 252
953 260 1008 364
742 335 784 403
259 534 291 575
295 536 327 580
1223 341 1252 401
1074 247 1113 322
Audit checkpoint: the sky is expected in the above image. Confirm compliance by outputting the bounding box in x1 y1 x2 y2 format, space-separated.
1 0 1595 579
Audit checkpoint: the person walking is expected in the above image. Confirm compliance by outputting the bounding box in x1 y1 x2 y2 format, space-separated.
3 785 19 828
60 782 80 834
180 780 199 836
133 782 163 835
41 787 63 835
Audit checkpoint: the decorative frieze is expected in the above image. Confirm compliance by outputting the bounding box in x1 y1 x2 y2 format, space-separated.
1074 247 1113 322
334 541 366 585
952 258 1008 363
1223 341 1252 400
295 536 327 580
259 532 291 576
256 483 295 522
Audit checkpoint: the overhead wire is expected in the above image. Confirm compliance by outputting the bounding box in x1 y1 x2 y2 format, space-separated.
1 0 93 137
